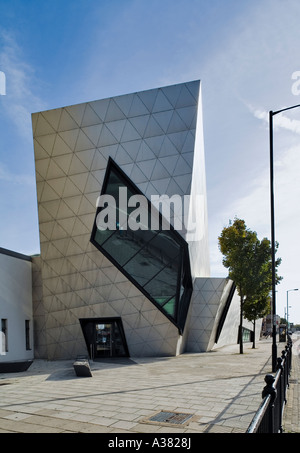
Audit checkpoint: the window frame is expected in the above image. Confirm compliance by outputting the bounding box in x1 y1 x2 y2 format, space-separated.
1 318 8 353
25 319 31 351
90 157 193 333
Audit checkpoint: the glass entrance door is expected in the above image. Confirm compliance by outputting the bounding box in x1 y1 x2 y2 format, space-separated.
80 317 129 359
95 323 112 357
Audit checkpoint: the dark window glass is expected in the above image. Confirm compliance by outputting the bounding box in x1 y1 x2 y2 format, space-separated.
1 319 8 352
25 320 31 350
94 226 115 247
161 297 176 316
144 265 178 311
90 158 193 332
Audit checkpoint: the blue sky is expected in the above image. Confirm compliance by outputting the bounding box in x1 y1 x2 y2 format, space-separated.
1 0 300 323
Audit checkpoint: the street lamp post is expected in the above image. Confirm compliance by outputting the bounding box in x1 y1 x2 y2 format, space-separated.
269 103 300 372
287 288 298 331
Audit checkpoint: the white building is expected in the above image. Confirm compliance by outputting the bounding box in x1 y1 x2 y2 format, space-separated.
0 248 34 371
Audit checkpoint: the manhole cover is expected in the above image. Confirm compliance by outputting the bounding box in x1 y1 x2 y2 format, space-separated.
149 411 193 425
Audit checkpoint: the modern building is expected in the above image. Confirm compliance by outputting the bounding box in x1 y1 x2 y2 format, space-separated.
27 80 260 361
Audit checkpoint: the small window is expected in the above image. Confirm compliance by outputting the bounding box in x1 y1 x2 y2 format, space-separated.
1 319 8 352
25 320 31 350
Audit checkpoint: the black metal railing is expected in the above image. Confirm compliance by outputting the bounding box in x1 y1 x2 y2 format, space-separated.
246 337 293 433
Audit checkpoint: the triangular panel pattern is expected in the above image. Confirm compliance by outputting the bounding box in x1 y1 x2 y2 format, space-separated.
185 277 248 353
186 278 231 352
31 80 209 359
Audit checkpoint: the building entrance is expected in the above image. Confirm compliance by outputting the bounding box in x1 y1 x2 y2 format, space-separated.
80 317 129 359
95 322 125 357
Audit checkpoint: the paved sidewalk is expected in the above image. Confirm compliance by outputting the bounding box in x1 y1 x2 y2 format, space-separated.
282 336 300 433
0 337 297 434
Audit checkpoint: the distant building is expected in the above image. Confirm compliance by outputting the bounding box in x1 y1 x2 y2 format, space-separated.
261 314 281 336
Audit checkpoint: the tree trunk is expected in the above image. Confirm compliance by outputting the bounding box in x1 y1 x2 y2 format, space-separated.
239 295 243 354
252 320 256 349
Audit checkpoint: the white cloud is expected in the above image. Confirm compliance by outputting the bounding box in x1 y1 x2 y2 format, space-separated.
253 108 300 134
0 29 45 142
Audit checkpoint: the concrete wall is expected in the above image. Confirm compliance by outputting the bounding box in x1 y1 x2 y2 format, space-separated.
186 277 261 352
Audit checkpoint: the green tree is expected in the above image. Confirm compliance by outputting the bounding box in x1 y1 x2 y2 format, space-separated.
218 218 281 354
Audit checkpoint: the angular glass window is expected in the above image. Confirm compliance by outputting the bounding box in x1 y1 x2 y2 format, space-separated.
90 157 192 333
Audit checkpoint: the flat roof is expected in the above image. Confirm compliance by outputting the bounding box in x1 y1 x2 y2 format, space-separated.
0 247 32 262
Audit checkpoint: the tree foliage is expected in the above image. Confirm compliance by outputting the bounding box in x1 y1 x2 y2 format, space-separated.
218 218 282 353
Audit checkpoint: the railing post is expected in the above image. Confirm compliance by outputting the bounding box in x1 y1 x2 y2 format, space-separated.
283 347 290 388
276 357 284 433
278 354 287 404
276 356 283 371
246 338 292 433
286 337 292 375
262 374 277 433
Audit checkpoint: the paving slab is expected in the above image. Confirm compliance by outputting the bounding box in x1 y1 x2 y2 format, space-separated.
0 337 298 435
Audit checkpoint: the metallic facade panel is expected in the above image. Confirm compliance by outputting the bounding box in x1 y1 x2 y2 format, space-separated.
31 81 213 359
